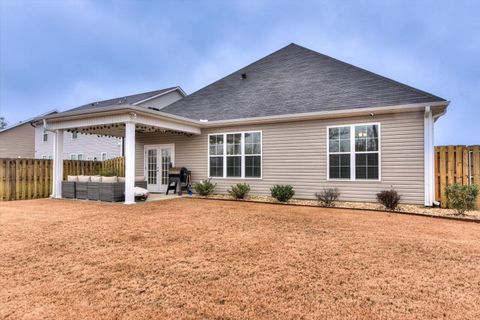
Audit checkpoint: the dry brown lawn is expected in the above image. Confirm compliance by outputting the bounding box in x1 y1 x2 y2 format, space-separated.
1 198 480 320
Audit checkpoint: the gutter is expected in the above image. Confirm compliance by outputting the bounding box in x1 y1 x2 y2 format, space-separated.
33 100 450 130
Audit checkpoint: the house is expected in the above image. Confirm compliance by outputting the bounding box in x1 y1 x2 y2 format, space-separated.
36 43 448 205
0 111 57 158
35 123 122 160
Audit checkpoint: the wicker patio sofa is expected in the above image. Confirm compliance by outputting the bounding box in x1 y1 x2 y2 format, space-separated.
62 176 147 202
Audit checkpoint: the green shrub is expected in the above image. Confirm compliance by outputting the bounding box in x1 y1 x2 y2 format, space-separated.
315 188 340 207
99 167 118 177
270 184 295 202
228 183 251 199
445 183 479 215
194 179 217 196
376 188 401 211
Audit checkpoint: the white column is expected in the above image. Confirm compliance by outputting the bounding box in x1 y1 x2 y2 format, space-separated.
52 129 64 198
424 107 434 206
124 122 136 204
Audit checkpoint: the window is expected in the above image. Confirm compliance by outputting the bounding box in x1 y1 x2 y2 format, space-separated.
72 132 78 139
208 131 262 178
328 126 351 179
101 152 107 161
209 134 224 177
244 132 262 178
43 129 48 142
70 154 77 160
327 123 380 180
42 155 47 159
48 155 52 160
226 133 242 177
77 154 84 160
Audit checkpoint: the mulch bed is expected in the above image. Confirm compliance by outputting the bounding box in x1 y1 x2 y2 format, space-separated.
192 194 480 222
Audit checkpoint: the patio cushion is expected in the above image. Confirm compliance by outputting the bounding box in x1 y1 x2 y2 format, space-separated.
118 177 125 183
135 176 146 182
78 175 91 182
102 176 118 183
91 175 102 183
67 175 78 182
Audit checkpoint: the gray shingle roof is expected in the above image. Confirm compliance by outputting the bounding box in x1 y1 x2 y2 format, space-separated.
66 87 178 113
161 43 445 121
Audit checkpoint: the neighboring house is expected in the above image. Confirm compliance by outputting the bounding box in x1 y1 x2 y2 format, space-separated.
34 87 185 160
0 111 56 158
35 125 122 160
37 44 448 205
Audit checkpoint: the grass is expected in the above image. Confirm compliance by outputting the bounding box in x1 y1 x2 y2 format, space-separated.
1 198 480 319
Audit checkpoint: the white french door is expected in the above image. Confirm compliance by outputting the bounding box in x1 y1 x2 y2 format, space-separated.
144 144 175 192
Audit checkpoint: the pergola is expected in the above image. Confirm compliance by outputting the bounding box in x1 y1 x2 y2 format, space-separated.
43 106 201 204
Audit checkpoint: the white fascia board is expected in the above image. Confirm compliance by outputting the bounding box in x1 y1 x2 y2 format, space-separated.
45 110 201 135
36 100 449 133
201 101 450 128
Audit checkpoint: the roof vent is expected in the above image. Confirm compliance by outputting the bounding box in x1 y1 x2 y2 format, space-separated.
241 72 247 80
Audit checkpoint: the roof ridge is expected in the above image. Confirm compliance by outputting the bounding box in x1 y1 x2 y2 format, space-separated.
90 87 178 105
289 43 445 102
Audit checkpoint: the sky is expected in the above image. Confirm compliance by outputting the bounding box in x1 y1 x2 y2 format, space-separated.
0 0 478 145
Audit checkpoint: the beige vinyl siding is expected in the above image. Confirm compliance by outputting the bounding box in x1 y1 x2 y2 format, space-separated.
135 111 425 204
0 123 35 158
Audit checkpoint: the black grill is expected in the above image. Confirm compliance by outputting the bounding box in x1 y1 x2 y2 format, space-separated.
166 167 191 195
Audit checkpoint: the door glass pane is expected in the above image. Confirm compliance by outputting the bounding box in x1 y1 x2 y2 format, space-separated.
161 149 171 185
147 149 157 184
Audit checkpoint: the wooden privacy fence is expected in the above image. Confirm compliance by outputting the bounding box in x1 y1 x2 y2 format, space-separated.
435 145 480 208
0 157 125 201
0 159 53 201
63 157 125 179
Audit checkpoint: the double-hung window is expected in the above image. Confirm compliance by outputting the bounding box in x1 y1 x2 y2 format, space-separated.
226 133 242 177
43 129 48 142
209 134 224 177
208 131 262 178
328 123 380 180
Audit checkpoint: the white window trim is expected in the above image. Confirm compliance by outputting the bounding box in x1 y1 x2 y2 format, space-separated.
208 131 263 179
101 152 107 161
326 122 381 182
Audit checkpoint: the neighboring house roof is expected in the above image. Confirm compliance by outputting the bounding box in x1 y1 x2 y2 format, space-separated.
0 110 58 133
161 43 446 121
65 86 185 113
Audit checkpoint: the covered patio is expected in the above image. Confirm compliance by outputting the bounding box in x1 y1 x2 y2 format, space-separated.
43 108 201 203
